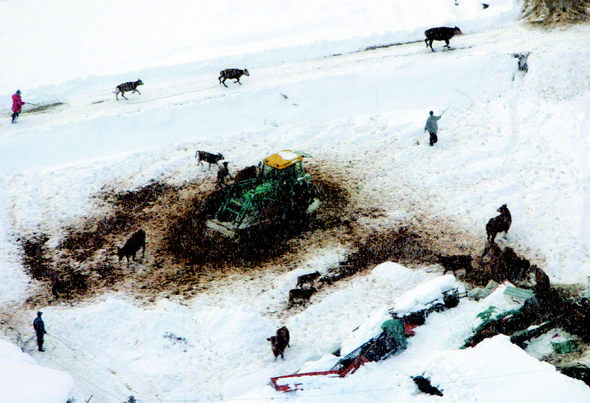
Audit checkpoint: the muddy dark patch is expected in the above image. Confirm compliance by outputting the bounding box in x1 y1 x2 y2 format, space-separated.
50 269 89 299
311 174 352 230
18 167 354 305
20 233 90 301
166 217 298 267
164 171 351 268
26 102 65 113
461 245 535 288
21 234 52 280
327 39 422 58
317 227 433 286
109 180 173 212
165 175 347 267
59 211 134 261
354 227 430 263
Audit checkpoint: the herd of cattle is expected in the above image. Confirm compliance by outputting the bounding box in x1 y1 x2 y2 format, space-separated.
112 172 514 361
105 24 533 362
263 203 514 360
113 68 251 100
112 26 463 101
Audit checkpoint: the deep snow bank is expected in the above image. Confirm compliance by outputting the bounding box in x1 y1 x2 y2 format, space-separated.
0 339 73 402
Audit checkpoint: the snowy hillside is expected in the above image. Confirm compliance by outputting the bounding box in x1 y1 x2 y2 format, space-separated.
0 339 72 403
1 0 590 402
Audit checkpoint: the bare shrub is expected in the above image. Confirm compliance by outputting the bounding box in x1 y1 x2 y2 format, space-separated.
522 0 590 24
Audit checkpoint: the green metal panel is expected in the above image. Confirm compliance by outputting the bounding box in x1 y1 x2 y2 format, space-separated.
552 340 577 354
205 151 319 238
381 319 407 349
503 286 535 301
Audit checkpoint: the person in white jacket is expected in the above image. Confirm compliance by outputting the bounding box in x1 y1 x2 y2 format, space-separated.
424 111 442 146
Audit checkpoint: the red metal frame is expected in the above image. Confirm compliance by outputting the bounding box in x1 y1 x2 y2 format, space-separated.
404 323 420 336
270 354 370 392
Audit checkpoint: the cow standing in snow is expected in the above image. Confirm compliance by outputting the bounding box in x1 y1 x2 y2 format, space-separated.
195 150 224 170
277 326 290 348
296 271 321 289
267 326 290 360
424 26 462 52
288 287 316 307
485 204 511 243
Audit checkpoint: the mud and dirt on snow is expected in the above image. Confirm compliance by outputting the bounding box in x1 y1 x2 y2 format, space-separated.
17 160 552 309
26 102 66 114
18 166 362 305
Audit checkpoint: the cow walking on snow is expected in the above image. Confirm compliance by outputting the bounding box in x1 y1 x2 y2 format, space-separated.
267 326 290 360
219 68 249 87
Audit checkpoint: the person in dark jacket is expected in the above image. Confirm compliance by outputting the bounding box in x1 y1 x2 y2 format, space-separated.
33 311 47 352
424 110 442 146
11 90 25 124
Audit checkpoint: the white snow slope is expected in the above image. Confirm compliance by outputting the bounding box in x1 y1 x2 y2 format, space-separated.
1 0 590 402
0 339 72 403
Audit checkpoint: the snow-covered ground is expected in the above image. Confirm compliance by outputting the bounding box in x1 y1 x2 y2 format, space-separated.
1 0 590 401
0 339 72 403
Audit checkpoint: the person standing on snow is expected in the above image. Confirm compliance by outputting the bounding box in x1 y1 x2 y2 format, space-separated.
33 311 47 352
11 90 25 123
424 110 442 146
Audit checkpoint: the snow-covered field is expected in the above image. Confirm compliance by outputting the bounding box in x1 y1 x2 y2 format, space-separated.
1 0 590 401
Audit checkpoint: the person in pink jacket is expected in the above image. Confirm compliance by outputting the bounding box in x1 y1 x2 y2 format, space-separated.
11 90 25 123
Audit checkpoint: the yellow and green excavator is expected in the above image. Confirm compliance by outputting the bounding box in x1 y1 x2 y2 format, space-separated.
205 150 321 239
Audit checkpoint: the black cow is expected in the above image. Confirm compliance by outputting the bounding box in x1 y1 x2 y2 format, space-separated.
534 266 551 295
117 229 146 263
219 68 249 87
277 326 290 348
288 287 316 307
296 271 321 289
267 336 287 360
267 326 290 360
195 150 224 170
486 204 512 243
216 161 232 188
412 375 443 396
234 165 258 183
437 254 473 276
114 79 143 100
424 26 462 52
